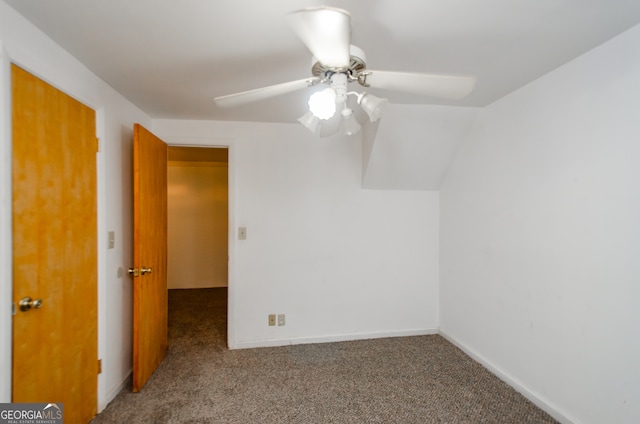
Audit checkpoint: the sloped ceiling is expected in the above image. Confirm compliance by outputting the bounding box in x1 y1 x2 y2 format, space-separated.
362 105 479 190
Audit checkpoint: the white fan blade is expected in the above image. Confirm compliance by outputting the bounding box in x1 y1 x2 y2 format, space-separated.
361 70 477 100
287 6 351 69
214 77 321 108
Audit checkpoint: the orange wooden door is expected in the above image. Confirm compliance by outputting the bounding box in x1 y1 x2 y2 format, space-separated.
132 123 168 392
11 64 98 423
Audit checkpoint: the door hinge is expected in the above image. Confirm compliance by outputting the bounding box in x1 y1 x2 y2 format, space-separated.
96 137 101 152
97 359 102 374
12 303 16 316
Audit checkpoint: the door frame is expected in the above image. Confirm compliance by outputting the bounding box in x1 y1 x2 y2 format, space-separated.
164 139 236 349
0 49 106 405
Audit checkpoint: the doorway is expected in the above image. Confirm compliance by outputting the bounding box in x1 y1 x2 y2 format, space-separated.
166 146 229 337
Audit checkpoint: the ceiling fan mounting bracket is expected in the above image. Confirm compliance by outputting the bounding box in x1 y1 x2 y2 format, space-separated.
311 54 367 83
357 71 372 88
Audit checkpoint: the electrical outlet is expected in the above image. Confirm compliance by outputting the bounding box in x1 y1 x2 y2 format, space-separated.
278 314 285 326
238 227 247 240
268 314 276 326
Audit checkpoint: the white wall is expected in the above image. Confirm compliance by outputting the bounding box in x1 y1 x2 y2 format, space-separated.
168 162 228 289
0 0 151 410
440 23 640 424
154 120 440 349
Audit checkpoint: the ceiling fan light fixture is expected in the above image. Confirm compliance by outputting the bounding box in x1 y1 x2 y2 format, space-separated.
358 93 388 122
340 108 361 135
308 87 337 119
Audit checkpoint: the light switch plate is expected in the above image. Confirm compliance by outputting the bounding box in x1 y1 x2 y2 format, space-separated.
238 227 247 240
108 231 115 249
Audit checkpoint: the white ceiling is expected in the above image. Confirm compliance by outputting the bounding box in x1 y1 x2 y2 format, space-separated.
5 0 640 123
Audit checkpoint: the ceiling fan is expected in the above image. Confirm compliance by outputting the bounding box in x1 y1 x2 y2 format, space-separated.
213 6 476 135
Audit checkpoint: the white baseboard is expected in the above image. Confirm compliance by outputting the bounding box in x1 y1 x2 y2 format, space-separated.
439 329 578 424
229 328 439 350
98 371 131 413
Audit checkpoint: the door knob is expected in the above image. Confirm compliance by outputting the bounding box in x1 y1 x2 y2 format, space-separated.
19 297 43 312
140 266 153 275
128 267 139 277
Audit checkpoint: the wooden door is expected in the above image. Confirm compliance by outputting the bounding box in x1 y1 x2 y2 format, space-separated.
132 124 168 392
12 64 98 422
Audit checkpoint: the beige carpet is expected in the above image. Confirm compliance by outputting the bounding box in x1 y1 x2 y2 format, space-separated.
91 288 557 423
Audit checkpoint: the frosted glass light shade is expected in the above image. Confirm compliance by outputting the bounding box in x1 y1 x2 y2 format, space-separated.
298 110 322 135
359 93 388 122
341 108 361 135
309 87 337 120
